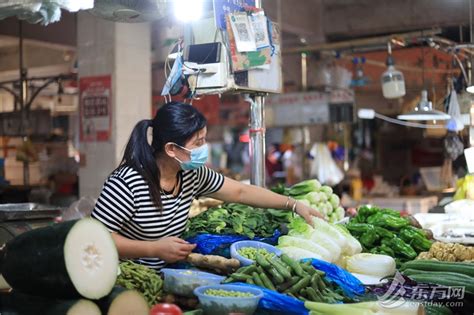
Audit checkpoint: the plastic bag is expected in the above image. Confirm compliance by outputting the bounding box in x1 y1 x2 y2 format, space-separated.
186 230 281 257
309 143 344 186
302 258 365 297
446 90 464 132
62 196 96 221
228 282 308 315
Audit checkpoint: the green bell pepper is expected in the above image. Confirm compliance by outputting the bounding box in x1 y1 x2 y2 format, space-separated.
375 226 395 239
382 237 417 259
356 205 378 222
367 212 409 229
346 223 375 235
359 229 379 248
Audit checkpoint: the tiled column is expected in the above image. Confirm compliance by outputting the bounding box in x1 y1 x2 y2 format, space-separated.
77 13 151 198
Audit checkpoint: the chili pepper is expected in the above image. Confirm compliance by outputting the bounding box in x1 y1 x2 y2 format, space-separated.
346 223 375 235
382 237 417 259
367 212 409 229
356 206 378 221
399 227 432 252
411 236 433 252
379 208 401 217
379 243 395 257
375 226 395 239
360 230 379 248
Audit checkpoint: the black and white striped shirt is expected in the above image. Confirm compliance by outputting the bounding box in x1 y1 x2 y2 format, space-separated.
91 165 224 272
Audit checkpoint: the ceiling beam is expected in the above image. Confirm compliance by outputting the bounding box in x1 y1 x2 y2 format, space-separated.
323 0 470 38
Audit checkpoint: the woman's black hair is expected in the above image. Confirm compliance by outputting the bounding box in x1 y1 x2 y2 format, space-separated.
118 101 207 209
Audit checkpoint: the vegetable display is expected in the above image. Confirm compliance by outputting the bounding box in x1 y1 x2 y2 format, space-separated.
273 179 345 222
0 218 118 300
346 205 432 265
277 216 362 263
204 289 254 297
417 242 474 262
116 260 163 306
184 203 292 239
224 253 350 303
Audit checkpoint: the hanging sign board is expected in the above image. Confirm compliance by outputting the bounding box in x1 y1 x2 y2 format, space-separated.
79 75 112 142
213 0 255 30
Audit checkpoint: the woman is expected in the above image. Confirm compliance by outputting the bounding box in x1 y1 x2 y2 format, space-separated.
91 102 323 272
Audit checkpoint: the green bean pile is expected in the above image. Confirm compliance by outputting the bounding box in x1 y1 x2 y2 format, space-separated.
204 289 254 298
116 260 163 306
238 247 275 260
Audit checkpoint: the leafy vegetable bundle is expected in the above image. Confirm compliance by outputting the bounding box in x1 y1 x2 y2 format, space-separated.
346 205 433 265
184 203 293 239
273 179 345 223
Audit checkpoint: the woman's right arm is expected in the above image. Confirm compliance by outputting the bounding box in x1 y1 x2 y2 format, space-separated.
111 233 196 263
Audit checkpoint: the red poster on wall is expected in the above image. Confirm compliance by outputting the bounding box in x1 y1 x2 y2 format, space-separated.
79 75 112 142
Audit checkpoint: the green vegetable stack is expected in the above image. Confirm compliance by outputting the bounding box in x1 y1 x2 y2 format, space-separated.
346 206 433 266
273 179 344 223
224 253 349 303
400 260 474 295
116 261 163 306
184 203 292 239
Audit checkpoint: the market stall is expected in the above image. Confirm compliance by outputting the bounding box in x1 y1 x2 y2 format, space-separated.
1 178 472 315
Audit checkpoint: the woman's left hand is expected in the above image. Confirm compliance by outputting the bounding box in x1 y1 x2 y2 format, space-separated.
295 202 325 226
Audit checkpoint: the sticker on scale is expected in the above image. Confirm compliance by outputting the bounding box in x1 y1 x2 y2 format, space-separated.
229 12 257 52
250 12 270 50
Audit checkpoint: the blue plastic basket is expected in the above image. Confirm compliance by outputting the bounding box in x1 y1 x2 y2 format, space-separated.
161 268 225 297
194 284 263 315
230 240 282 266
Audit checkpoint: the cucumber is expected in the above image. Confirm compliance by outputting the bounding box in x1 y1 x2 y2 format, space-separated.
230 273 253 281
252 272 265 288
255 253 271 268
269 257 292 280
259 272 277 290
0 218 118 299
263 265 285 284
288 276 311 295
402 269 474 281
97 287 149 315
401 260 474 277
277 276 300 292
408 274 474 294
280 254 305 277
0 290 101 315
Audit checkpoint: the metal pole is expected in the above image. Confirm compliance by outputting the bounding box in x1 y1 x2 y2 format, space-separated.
248 0 266 187
249 94 266 186
301 52 310 180
19 21 29 186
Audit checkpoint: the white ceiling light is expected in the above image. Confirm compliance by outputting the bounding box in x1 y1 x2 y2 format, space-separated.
174 0 203 22
397 90 451 121
381 42 406 99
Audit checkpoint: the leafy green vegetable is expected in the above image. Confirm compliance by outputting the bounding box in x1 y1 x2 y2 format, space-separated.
183 203 293 239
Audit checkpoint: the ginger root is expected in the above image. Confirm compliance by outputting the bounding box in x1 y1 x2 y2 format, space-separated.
187 253 240 274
